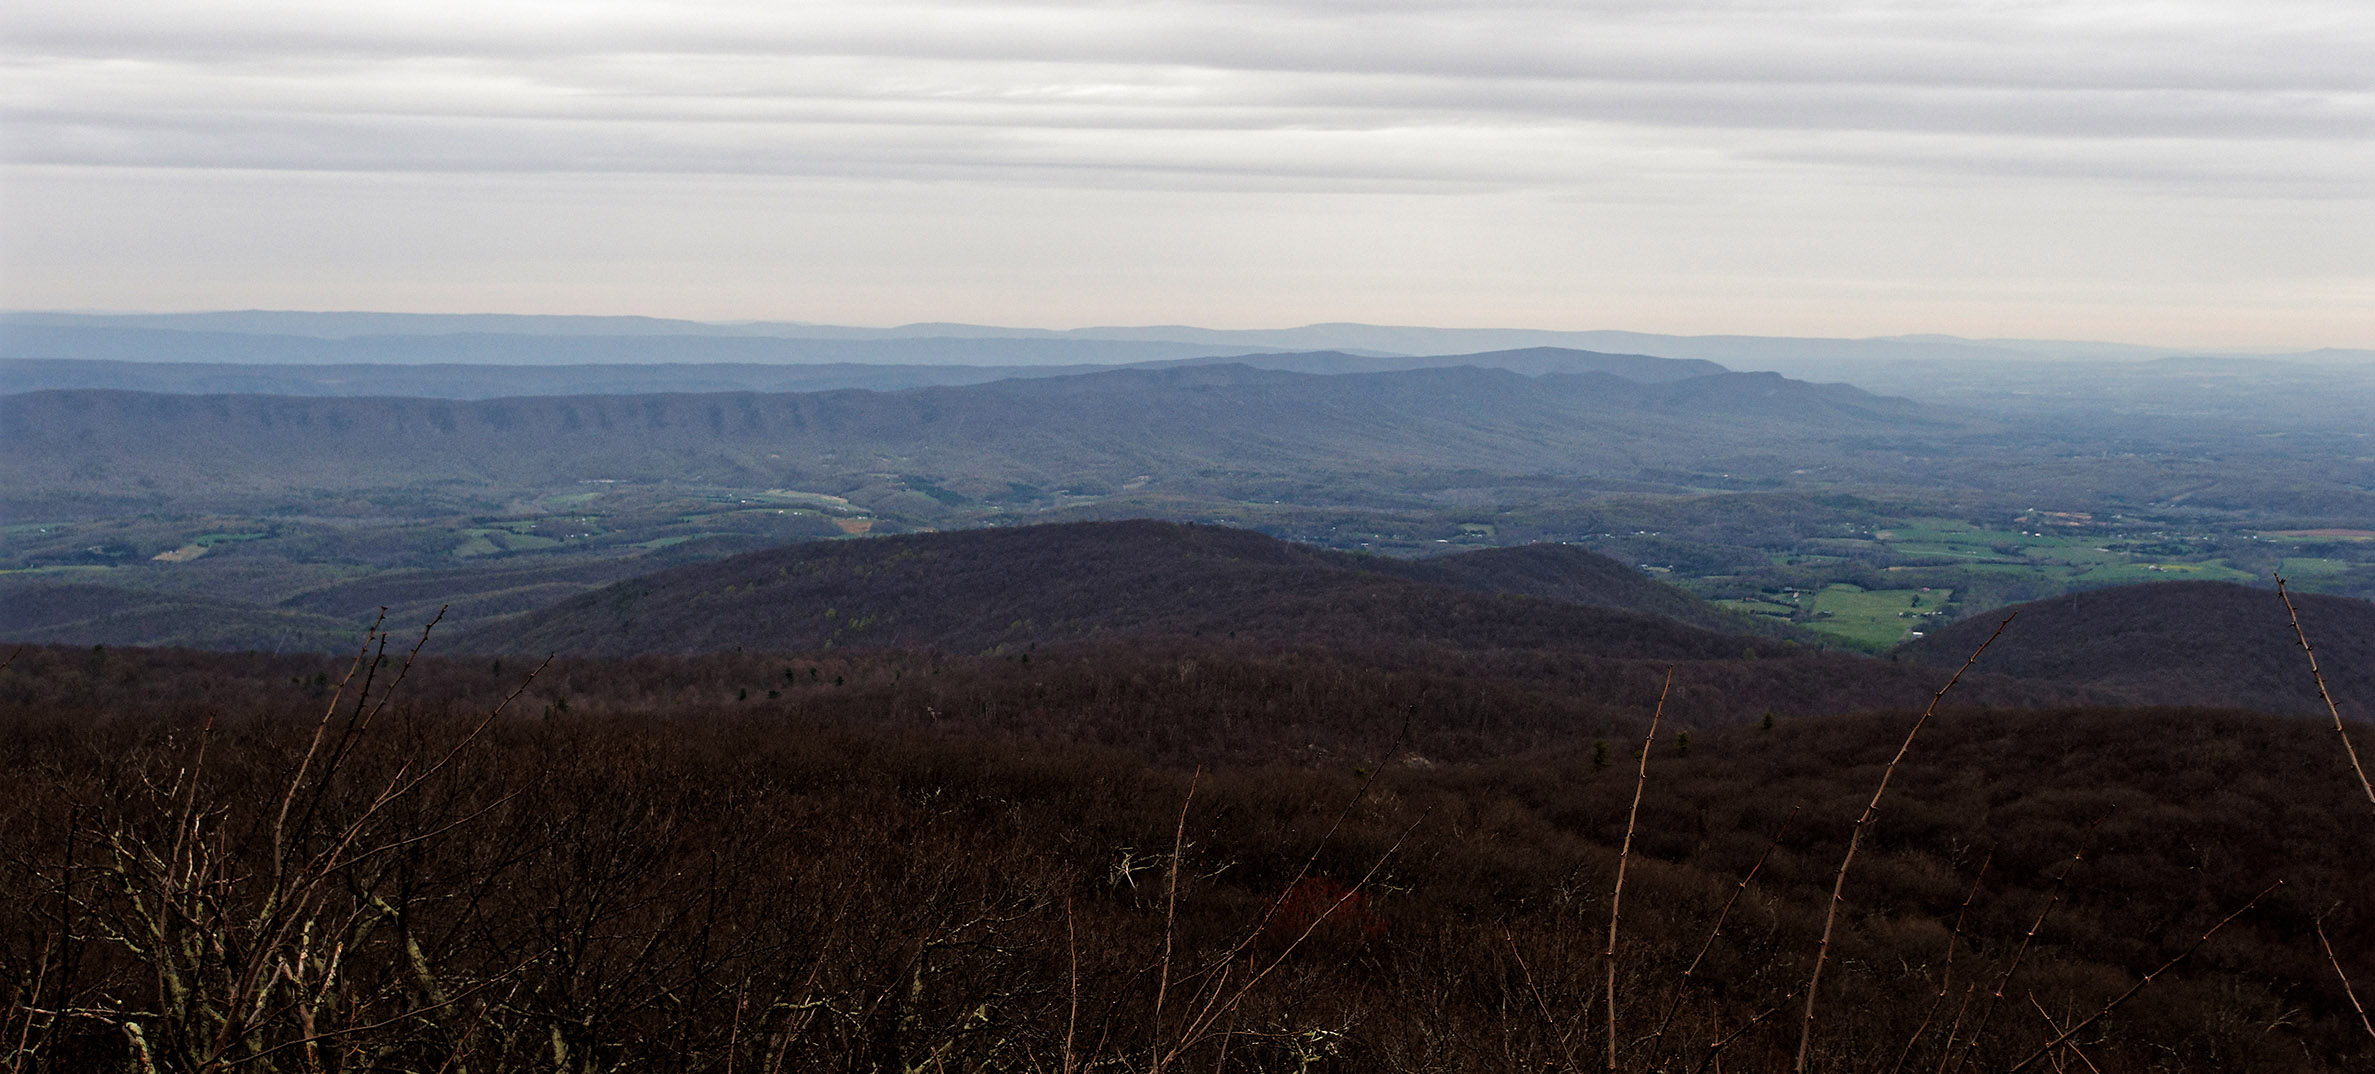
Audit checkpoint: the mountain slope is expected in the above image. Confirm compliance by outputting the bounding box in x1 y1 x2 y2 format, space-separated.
1345 543 1770 635
3 345 1726 398
460 520 1765 658
1164 346 1728 383
0 357 1117 399
0 324 1237 367
0 578 359 652
1 363 1942 507
1898 580 2374 717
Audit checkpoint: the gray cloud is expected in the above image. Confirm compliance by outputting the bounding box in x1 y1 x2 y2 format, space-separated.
7 1 2369 189
1 1 2367 343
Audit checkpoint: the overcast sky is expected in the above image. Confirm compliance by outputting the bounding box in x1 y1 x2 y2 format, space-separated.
3 0 2369 346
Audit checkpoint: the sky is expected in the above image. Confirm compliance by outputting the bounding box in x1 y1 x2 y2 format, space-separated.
2 0 2370 347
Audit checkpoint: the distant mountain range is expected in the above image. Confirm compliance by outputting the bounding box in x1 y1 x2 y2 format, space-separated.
0 346 1727 399
0 356 1120 399
0 325 1241 368
13 313 2365 429
0 361 1933 508
10 311 2362 368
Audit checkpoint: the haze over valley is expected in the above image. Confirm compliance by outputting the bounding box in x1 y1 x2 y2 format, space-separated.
7 311 2371 659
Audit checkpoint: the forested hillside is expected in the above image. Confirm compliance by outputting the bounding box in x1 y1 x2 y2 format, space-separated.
463 520 1768 659
1902 580 2374 717
0 364 1932 506
3 644 2367 1071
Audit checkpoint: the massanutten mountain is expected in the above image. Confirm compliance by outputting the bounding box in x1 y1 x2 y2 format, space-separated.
0 345 1726 399
1158 346 1726 383
459 520 1768 657
0 324 1240 369
29 309 2363 364
0 361 1934 509
0 356 1119 399
1899 579 2373 717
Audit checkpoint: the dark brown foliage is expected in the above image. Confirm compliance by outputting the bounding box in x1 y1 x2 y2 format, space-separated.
1903 580 2375 718
3 642 2371 1072
456 520 1766 658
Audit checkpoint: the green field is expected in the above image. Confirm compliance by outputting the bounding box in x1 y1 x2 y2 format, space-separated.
1715 584 1951 649
454 521 567 558
1864 516 2282 591
2070 561 2257 586
193 531 271 547
1803 584 1948 648
2277 556 2352 579
7 477 2370 657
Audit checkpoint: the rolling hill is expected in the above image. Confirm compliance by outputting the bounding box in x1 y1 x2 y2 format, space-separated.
0 578 360 653
457 520 1765 658
1899 579 2374 717
1161 346 1728 382
1340 541 1768 634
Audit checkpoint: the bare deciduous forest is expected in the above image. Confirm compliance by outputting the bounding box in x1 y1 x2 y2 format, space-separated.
4 603 2370 1072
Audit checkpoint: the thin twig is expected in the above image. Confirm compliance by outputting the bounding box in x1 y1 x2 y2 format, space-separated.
1508 930 1581 1074
1890 847 1990 1074
219 946 543 1067
2316 917 2375 1042
2004 882 2280 1074
2026 996 2104 1074
1929 985 1979 1074
1158 816 1421 1070
1607 667 1674 1073
1690 992 1797 1074
1798 614 2014 1073
1219 723 1410 968
1064 895 1081 1074
1149 768 1198 1074
1953 814 2109 1074
275 613 390 880
2276 575 2375 813
1651 801 1802 1063
1155 723 1413 1060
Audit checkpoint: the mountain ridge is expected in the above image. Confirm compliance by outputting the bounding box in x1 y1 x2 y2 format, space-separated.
457 520 1768 659
1898 579 2373 717
0 363 1939 509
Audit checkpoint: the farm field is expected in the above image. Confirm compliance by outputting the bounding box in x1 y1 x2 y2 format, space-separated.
1824 513 2310 593
1719 583 1948 648
1806 583 1947 647
1686 508 2374 648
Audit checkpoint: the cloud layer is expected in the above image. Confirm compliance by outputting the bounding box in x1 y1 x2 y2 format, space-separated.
3 1 2369 341
11 1 2371 190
